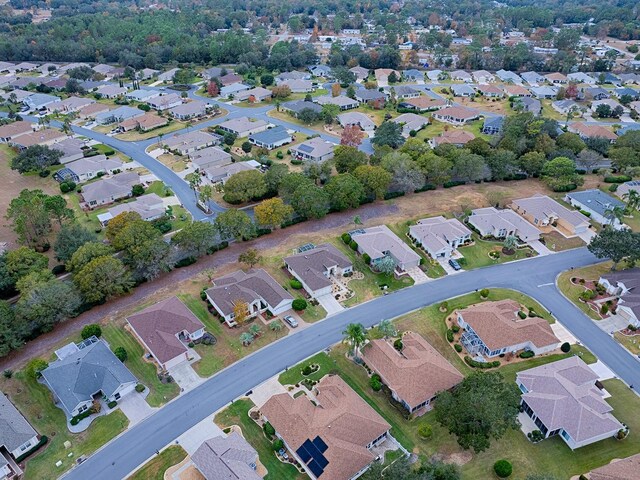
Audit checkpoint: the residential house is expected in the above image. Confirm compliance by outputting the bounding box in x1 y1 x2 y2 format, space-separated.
94 106 144 125
204 161 260 184
391 113 429 137
408 216 472 259
503 85 531 97
585 87 610 101
451 84 476 97
476 84 504 98
432 106 480 125
23 93 60 111
95 84 127 99
53 137 87 164
616 180 640 200
0 391 39 480
315 94 360 110
99 193 166 225
307 65 333 78
202 67 232 81
468 207 541 242
545 72 568 84
192 433 261 480
568 72 596 84
219 83 251 98
125 89 161 103
353 89 386 106
517 357 623 449
56 155 124 183
189 147 232 170
402 69 423 82
568 122 617 143
236 87 273 102
164 130 220 156
0 121 33 142
127 296 205 371
552 99 580 115
80 171 140 208
351 225 421 272
248 126 292 150
219 73 243 86
482 116 504 135
472 70 495 84
157 68 179 82
584 452 640 480
614 87 640 100
426 70 443 82
457 299 561 357
516 97 542 115
277 79 314 93
337 112 376 132
531 86 559 99
374 68 400 84
398 97 446 112
389 85 420 99
261 375 391 480
591 98 624 113
46 96 95 114
41 339 137 417
496 69 523 84
9 128 66 150
118 112 168 132
147 93 182 111
205 269 294 327
619 73 640 85
169 100 210 120
362 332 463 414
281 100 323 117
284 244 353 299
290 138 336 163
349 66 369 81
598 269 640 327
138 68 159 80
565 189 625 229
217 117 269 138
430 129 475 147
511 194 591 236
77 102 111 121
276 71 311 82
450 70 473 82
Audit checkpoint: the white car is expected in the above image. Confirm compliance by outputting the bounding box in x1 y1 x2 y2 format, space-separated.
283 315 298 328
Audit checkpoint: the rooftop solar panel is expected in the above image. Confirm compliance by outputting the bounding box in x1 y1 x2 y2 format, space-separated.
302 439 320 458
315 452 329 469
296 445 312 464
308 459 325 478
313 436 328 453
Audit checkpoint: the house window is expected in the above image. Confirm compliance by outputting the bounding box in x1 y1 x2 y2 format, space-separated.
114 392 121 400
519 383 528 394
561 430 570 442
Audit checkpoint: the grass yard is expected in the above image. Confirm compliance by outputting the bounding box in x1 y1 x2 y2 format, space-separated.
614 332 640 354
102 325 180 406
128 445 187 480
266 109 338 137
0 372 129 480
278 352 339 386
556 263 613 321
145 180 173 197
540 230 586 251
115 121 187 141
214 399 305 480
457 234 536 270
156 153 187 172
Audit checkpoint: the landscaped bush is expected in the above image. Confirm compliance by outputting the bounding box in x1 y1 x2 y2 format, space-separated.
552 183 577 192
393 338 403 351
263 421 275 438
52 264 66 275
451 324 460 333
291 159 303 165
273 438 284 451
113 346 128 362
494 460 512 478
464 356 500 369
25 359 48 379
517 310 527 319
480 288 490 298
383 190 405 200
579 289 596 301
443 180 465 188
609 184 619 192
370 373 382 391
446 329 454 342
3 369 12 378
70 408 95 426
301 364 315 376
579 210 591 217
349 240 358 251
174 256 197 268
135 384 146 393
439 301 449 311
363 253 371 264
418 423 432 439
292 299 307 311
601 303 609 315
81 324 102 339
454 344 463 353
341 233 351 244
107 400 117 409
519 350 534 359
414 183 436 193
289 279 303 289
604 175 632 183
527 429 544 443
561 342 571 353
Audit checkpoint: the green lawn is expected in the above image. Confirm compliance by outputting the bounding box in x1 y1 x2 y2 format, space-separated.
214 399 305 480
540 230 586 252
128 445 187 480
102 325 180 406
457 234 536 270
115 121 186 142
145 180 173 197
278 352 339 386
556 263 612 321
386 219 448 279
1 372 128 480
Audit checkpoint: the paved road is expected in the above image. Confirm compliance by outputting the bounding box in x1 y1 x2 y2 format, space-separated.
62 248 640 480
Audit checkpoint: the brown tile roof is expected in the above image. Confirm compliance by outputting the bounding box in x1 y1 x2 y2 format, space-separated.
126 296 204 365
362 332 463 409
261 375 390 480
433 129 475 146
589 453 640 480
402 96 446 110
570 122 617 141
284 244 352 292
458 299 559 351
0 120 33 139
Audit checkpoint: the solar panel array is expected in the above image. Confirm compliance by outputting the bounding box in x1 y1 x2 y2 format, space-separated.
297 243 316 253
296 435 329 478
349 228 366 236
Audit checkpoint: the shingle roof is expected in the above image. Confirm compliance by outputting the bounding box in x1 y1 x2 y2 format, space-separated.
282 100 322 114
362 333 463 409
107 193 165 222
192 432 261 480
292 137 335 159
353 225 420 265
80 171 139 204
284 244 352 292
469 207 540 240
589 453 640 480
0 120 33 138
249 126 291 145
66 155 123 177
566 189 624 218
0 391 37 452
218 117 268 135
518 356 622 443
512 194 590 228
409 216 471 254
164 130 218 151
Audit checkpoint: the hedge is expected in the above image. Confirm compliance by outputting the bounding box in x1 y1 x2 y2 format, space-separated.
464 356 500 369
107 400 118 409
15 436 48 463
552 183 577 192
363 253 371 264
174 256 197 268
70 408 94 426
206 241 228 254
281 216 306 229
517 311 527 319
446 329 454 342
579 210 591 217
414 183 436 193
604 175 632 183
443 180 466 188
383 191 405 200
341 233 351 244
519 350 534 359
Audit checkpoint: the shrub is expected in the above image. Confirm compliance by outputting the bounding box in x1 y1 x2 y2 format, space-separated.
113 346 128 362
289 279 303 289
135 384 146 393
579 289 596 301
175 256 197 268
528 429 544 442
370 375 382 391
52 264 66 275
494 460 512 478
414 183 436 193
446 329 454 342
480 288 490 298
70 408 94 426
292 298 307 311
383 191 405 200
464 356 500 369
276 151 284 159
443 180 465 188
341 233 351 244
263 421 276 437
25 359 48 379
418 423 432 439
393 338 403 351
454 344 463 353
439 301 449 311
349 240 358 251
609 184 619 192
604 175 632 183
291 158 303 165
561 342 571 353
519 350 534 359
273 439 284 451
363 253 371 264
518 310 527 319
302 364 314 376
81 324 102 340
601 304 609 315
451 324 460 333
457 257 467 266
3 369 13 378
579 210 591 217
107 400 117 409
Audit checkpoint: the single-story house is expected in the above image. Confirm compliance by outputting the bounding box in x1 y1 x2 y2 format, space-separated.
482 116 504 135
349 66 369 81
118 112 168 132
591 99 624 113
0 120 33 142
391 113 429 137
568 72 596 85
598 269 640 327
389 85 420 99
496 69 523 84
451 84 476 97
77 102 111 120
354 89 386 106
374 68 401 84
432 106 479 125
584 452 640 480
127 296 205 371
565 189 625 229
9 128 66 150
204 161 259 184
476 84 504 98
284 243 353 299
169 100 210 120
261 375 391 480
351 224 421 273
337 112 376 132
430 129 475 147
545 72 568 84
469 207 541 242
511 194 591 236
401 69 423 82
516 97 542 115
189 146 232 170
426 70 443 82
362 332 463 414
236 86 273 102
53 137 87 164
217 117 269 138
202 67 232 81
220 73 243 86
23 93 60 111
457 299 561 357
616 180 640 200
95 106 144 125
0 391 39 480
205 269 293 327
290 138 335 163
503 85 531 97
531 86 559 99
552 99 580 115
219 83 251 98
276 71 311 82
398 97 446 112
46 96 95 114
307 64 333 78
125 89 161 103
408 216 471 259
585 87 610 101
614 87 640 100
164 130 220 156
277 79 314 93
315 95 360 110
138 68 159 80
56 155 124 183
517 356 622 449
192 433 261 480
95 84 128 99
41 338 137 417
450 70 473 82
568 122 617 143
281 100 322 117
80 171 140 208
99 193 166 225
158 68 180 82
248 126 292 150
472 70 495 84
147 93 182 111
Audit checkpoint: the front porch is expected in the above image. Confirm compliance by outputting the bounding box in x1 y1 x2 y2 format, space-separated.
0 449 22 480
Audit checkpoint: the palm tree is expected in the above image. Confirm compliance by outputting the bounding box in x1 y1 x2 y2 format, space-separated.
185 172 202 202
377 319 397 339
605 205 625 226
240 332 254 346
623 190 640 213
502 235 518 253
269 320 283 338
199 184 213 213
249 324 261 337
343 323 367 360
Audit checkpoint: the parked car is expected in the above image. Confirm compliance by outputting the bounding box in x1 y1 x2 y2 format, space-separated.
283 315 298 328
448 259 462 271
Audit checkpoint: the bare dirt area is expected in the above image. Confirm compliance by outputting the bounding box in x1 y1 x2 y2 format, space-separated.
457 97 509 115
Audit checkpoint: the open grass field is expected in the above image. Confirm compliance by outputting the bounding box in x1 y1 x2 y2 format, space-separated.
128 445 187 480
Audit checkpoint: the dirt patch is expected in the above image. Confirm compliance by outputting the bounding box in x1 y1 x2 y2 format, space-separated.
457 97 508 115
164 457 204 480
445 451 473 465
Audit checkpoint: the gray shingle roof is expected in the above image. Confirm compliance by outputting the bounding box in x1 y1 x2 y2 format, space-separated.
192 432 261 480
566 189 624 217
282 100 322 114
248 126 290 145
0 391 37 452
284 244 352 292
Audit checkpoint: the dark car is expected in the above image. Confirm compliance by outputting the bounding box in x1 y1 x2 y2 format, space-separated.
448 259 462 271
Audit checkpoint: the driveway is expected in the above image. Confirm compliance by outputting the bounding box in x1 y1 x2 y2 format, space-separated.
405 266 430 284
596 314 630 334
529 240 553 256
316 293 345 315
168 362 203 393
578 229 596 243
176 412 224 455
550 321 577 345
119 392 156 426
436 257 461 275
249 376 287 408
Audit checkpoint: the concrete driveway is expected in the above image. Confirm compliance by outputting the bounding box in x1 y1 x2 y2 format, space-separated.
596 314 630 334
119 392 156 426
529 240 553 256
316 293 345 315
406 266 430 284
436 257 461 275
176 412 224 455
169 362 203 393
551 321 577 345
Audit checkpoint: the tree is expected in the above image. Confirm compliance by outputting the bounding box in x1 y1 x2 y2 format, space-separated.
325 174 365 211
233 300 248 325
25 359 49 379
556 132 586 155
73 256 133 303
279 173 314 203
377 319 397 339
68 242 114 273
171 222 219 258
303 162 332 185
240 332 254 345
11 145 63 174
16 279 82 333
292 298 307 311
5 247 49 282
0 254 15 295
291 185 331 219
435 372 521 453
321 104 340 124
44 195 74 227
173 68 194 84
361 456 460 480
343 323 367 360
185 172 202 202
416 152 453 185
588 229 640 270
271 85 291 99
199 184 213 208
15 269 54 294
54 223 97 263
331 83 341 97
333 145 369 173
254 198 293 228
113 346 128 362
269 320 283 337
297 108 321 124
372 121 405 149
452 153 486 183
518 151 547 177
215 209 255 240
541 156 583 191
382 152 426 193
487 150 517 181
264 163 289 196
6 189 54 247
260 74 274 86
105 211 142 244
354 165 393 199
124 235 173 281
623 190 640 213
207 81 219 97
376 255 397 275
239 248 262 268
605 205 625 227
223 170 267 203
503 235 518 253
81 324 102 339
0 301 24 357
241 141 252 153
340 124 365 147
